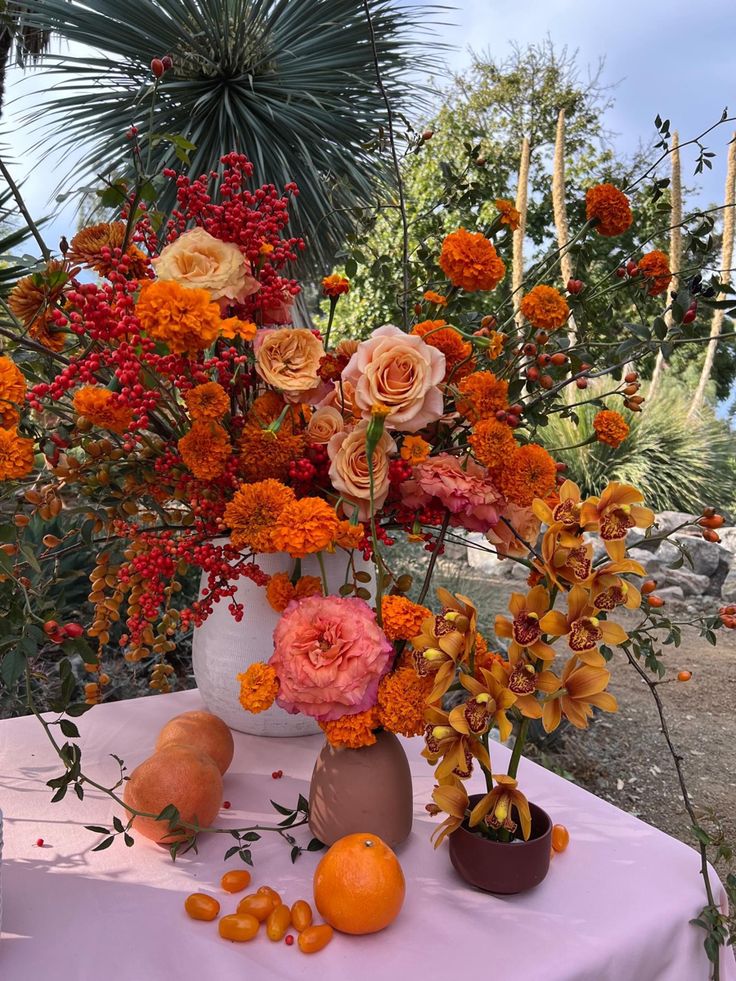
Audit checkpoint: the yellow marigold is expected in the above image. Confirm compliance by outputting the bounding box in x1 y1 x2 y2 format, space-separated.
519 285 570 330
320 707 380 749
238 662 279 714
224 479 295 552
456 370 509 422
638 250 672 297
0 426 34 480
73 386 133 435
177 421 232 480
332 519 365 550
322 274 351 297
67 222 149 278
411 319 473 380
423 290 448 306
265 571 295 613
136 280 222 354
400 435 431 465
8 260 69 351
0 356 26 428
585 183 633 237
239 425 306 482
271 497 339 559
377 667 433 738
381 594 431 642
497 443 557 507
495 198 521 231
468 417 517 471
593 409 630 448
184 382 229 422
438 228 506 292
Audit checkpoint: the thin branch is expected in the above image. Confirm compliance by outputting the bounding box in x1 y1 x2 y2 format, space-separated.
0 156 51 261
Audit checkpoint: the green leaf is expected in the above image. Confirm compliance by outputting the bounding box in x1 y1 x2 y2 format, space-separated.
59 719 80 738
290 845 301 863
1 647 27 688
270 800 294 816
86 825 111 835
307 837 325 851
92 836 115 852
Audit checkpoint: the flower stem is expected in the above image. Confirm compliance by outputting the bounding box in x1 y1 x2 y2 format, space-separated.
507 717 529 780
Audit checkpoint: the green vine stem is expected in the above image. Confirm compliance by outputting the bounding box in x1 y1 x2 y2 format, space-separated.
506 717 529 780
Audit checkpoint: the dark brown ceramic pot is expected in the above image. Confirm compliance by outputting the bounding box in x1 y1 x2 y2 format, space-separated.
308 730 413 848
448 793 552 894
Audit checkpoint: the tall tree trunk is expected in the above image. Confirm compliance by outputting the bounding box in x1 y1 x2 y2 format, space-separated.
649 131 682 400
513 136 530 327
551 108 575 345
688 134 736 418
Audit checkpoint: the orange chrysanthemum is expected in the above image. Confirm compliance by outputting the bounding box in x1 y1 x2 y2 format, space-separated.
219 317 257 341
178 421 232 480
400 435 431 466
585 183 633 237
497 444 557 507
67 222 149 279
271 497 340 559
224 479 295 553
136 280 222 354
320 707 380 749
468 417 517 470
0 426 34 480
248 391 286 425
332 519 365 550
638 250 672 297
322 274 351 298
495 198 521 231
239 425 306 483
412 319 473 380
265 572 324 613
439 228 506 292
8 260 70 351
381 594 431 642
184 382 229 422
73 386 133 435
377 667 433 738
0 356 26 428
519 285 570 330
238 662 279 714
456 370 509 422
485 330 506 360
423 290 448 306
593 410 630 448
473 632 505 677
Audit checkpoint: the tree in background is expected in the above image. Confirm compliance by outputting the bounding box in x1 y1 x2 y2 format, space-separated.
0 2 49 115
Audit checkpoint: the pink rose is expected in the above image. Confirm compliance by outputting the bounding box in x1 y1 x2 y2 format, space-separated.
327 421 396 521
270 595 393 721
486 502 541 558
400 453 503 532
342 324 445 432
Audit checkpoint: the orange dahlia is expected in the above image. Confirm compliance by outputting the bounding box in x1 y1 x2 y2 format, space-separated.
593 410 630 448
184 382 229 422
238 662 279 713
411 319 473 380
0 426 34 479
271 497 339 559
239 425 306 482
224 479 295 553
456 370 509 422
322 274 351 297
519 285 570 330
377 667 433 738
438 228 506 292
177 421 232 480
381 594 431 642
585 183 633 237
73 386 133 435
136 280 222 354
320 707 380 749
0 356 26 427
67 222 149 279
497 444 557 507
468 417 517 470
638 250 672 297
495 198 521 231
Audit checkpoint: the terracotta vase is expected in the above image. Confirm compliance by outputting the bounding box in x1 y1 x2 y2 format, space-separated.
308 731 413 848
448 793 552 894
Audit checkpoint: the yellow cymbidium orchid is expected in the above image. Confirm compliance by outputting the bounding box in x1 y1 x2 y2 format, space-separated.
422 705 491 781
494 585 557 661
589 558 646 612
450 667 518 742
430 782 470 848
468 774 532 840
579 481 655 562
541 655 618 732
539 585 627 667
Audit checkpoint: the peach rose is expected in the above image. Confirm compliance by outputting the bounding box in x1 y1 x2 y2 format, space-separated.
327 421 396 521
486 502 541 559
318 379 358 421
307 405 345 444
254 327 325 402
342 324 445 432
152 227 259 303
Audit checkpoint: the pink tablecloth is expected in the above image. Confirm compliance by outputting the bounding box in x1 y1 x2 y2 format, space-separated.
1 689 733 980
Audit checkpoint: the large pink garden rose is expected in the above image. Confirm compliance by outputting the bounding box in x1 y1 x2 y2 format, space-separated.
400 453 503 532
270 595 393 721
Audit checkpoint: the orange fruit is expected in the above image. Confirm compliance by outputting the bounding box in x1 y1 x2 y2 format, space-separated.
156 710 234 775
551 824 570 852
677 670 692 682
123 745 223 844
313 833 405 935
184 893 220 921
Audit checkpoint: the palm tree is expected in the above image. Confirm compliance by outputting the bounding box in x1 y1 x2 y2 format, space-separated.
17 0 439 275
0 3 50 115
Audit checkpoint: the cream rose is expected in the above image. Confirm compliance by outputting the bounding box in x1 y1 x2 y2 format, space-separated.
327 422 396 521
307 406 345 444
254 327 325 402
152 227 259 303
342 324 446 432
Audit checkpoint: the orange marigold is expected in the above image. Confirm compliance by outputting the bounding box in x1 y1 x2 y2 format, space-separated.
220 317 257 341
495 198 521 231
439 228 506 292
519 285 570 330
67 222 149 278
473 632 505 678
266 572 325 613
593 409 630 448
456 370 509 422
248 391 286 425
0 355 26 428
400 435 431 465
497 444 557 507
585 183 633 237
239 425 306 482
377 667 433 738
423 290 448 306
322 274 351 297
178 421 232 480
224 479 295 552
8 260 70 351
320 707 380 749
295 575 323 600
238 662 279 714
332 519 365 550
411 319 473 380
73 386 133 435
271 497 339 559
0 426 34 480
486 330 505 360
136 280 222 354
184 382 229 422
381 594 431 642
638 250 672 297
468 417 517 471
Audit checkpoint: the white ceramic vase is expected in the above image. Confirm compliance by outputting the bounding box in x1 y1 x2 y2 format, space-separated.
192 546 374 736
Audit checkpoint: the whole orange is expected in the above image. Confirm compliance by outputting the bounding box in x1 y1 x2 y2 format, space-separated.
123 745 222 844
156 710 234 775
313 833 405 934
